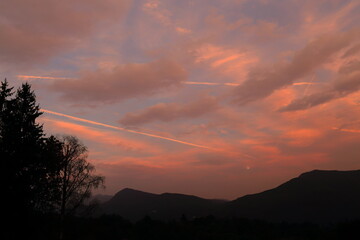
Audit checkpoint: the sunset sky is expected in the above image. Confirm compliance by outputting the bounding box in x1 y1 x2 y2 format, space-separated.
1 0 360 200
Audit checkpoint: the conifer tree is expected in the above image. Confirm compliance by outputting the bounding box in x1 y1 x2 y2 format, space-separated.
1 80 105 239
0 79 15 215
1 81 45 216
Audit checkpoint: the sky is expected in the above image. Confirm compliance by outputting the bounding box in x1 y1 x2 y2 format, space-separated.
1 0 360 200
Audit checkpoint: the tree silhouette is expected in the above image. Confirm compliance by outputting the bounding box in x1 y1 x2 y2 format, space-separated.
54 135 104 239
1 80 45 214
56 135 104 217
0 79 52 239
36 135 64 212
1 80 104 238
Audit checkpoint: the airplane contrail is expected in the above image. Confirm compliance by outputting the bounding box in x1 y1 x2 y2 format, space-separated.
293 81 316 86
184 81 240 86
42 109 213 149
18 75 315 87
184 81 316 86
42 109 258 159
301 73 316 97
184 81 316 87
18 76 240 86
17 75 74 80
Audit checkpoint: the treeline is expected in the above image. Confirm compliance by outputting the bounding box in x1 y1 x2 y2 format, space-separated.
32 214 360 240
0 80 103 238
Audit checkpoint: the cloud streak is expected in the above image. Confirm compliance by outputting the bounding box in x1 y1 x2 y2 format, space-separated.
332 127 360 134
43 118 161 154
120 95 219 126
48 59 187 103
42 109 212 149
232 29 360 105
280 60 360 111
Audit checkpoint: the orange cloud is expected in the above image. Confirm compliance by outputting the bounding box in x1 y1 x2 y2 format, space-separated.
42 109 212 150
284 129 323 147
232 29 360 105
142 0 191 35
120 95 219 125
0 0 130 65
301 1 359 37
42 117 161 154
281 63 360 112
251 145 280 155
48 59 187 103
193 43 259 81
332 127 360 134
242 20 284 43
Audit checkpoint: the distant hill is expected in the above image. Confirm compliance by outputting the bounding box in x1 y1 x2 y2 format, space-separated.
100 188 224 221
223 170 360 222
99 170 360 223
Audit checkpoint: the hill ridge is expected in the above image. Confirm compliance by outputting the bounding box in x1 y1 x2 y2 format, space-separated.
99 169 360 222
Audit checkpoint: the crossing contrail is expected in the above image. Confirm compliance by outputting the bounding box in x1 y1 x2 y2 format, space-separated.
42 109 213 150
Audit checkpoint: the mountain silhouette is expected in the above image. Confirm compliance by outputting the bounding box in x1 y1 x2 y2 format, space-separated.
223 169 360 222
99 170 360 223
100 188 224 221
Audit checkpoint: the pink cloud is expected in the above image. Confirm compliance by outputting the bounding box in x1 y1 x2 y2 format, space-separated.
193 43 259 81
242 20 284 43
232 29 360 105
120 95 219 126
280 60 360 111
48 59 187 103
300 1 359 37
93 148 261 199
42 117 161 155
0 0 130 66
283 129 324 147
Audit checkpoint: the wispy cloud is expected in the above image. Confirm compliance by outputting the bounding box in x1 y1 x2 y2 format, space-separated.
42 109 213 150
47 59 187 103
280 61 360 112
232 29 360 105
43 117 161 154
332 127 360 134
120 95 219 125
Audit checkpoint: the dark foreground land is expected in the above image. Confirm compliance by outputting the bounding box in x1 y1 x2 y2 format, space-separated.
5 168 360 239
23 214 360 240
18 169 360 240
